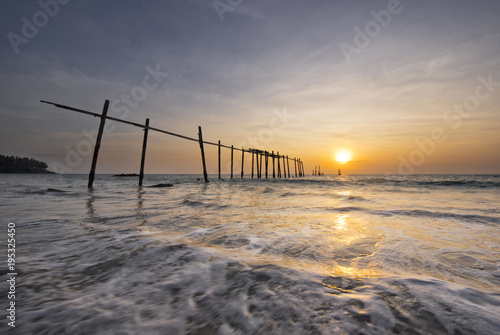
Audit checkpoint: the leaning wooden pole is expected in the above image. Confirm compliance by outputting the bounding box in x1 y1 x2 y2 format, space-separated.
198 126 209 183
241 147 244 179
218 140 221 179
139 118 150 186
294 158 298 177
88 100 109 188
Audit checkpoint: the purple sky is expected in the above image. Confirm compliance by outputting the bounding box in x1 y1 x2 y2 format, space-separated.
1 0 499 174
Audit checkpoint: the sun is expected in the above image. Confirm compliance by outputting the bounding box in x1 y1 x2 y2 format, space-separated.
335 150 352 164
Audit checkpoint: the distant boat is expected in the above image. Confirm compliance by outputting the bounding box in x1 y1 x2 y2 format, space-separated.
338 169 341 176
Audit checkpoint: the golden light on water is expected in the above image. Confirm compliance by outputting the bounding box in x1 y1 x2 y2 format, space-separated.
335 150 352 164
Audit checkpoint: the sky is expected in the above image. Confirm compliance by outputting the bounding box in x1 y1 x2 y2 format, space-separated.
1 0 499 175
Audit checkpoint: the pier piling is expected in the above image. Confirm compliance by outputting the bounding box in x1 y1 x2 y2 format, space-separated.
251 150 255 178
88 100 109 188
139 118 149 186
218 140 221 179
241 147 244 179
198 126 209 183
231 145 234 179
286 155 290 178
265 151 269 179
42 99 305 186
277 152 281 178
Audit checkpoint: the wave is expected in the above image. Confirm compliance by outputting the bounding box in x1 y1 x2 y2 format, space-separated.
413 180 500 188
180 198 231 210
331 206 366 213
387 209 500 225
261 186 275 194
344 195 369 201
19 230 500 335
181 199 205 207
351 178 500 189
278 191 299 197
264 175 500 190
328 206 499 225
22 188 83 197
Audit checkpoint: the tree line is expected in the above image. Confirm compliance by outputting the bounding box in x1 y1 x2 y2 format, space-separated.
0 154 54 173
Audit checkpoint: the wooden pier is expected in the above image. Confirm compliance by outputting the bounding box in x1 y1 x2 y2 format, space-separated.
41 99 305 187
312 165 324 176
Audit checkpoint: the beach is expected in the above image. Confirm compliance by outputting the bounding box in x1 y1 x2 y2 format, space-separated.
1 174 499 334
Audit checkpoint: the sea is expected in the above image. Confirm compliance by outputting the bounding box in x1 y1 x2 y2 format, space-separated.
1 174 499 335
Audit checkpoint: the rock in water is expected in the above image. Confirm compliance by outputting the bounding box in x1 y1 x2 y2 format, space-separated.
149 183 173 188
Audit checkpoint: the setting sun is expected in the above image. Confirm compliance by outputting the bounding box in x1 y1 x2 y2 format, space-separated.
335 150 352 164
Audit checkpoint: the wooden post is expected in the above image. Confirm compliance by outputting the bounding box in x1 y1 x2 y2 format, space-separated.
218 140 221 179
256 151 260 178
255 150 260 179
286 155 290 178
282 156 286 178
256 151 259 178
282 155 286 178
277 152 281 178
259 151 263 178
251 150 254 178
265 151 269 179
139 118 150 186
198 126 209 183
272 151 276 178
88 100 109 188
294 158 297 177
231 145 234 179
281 156 283 178
241 147 244 179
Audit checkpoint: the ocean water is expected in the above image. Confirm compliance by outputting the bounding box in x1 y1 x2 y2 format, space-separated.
1 174 499 335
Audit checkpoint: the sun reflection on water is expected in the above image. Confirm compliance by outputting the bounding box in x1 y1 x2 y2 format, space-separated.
332 265 382 279
335 213 348 230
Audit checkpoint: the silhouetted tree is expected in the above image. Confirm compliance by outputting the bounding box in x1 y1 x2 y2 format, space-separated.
0 155 52 173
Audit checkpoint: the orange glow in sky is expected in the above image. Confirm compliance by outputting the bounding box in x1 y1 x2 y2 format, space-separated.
1 2 499 175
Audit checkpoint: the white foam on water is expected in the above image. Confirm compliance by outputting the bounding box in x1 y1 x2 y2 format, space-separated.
2 174 499 334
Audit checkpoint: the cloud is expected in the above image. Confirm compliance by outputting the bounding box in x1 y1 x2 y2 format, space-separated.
1 0 499 173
